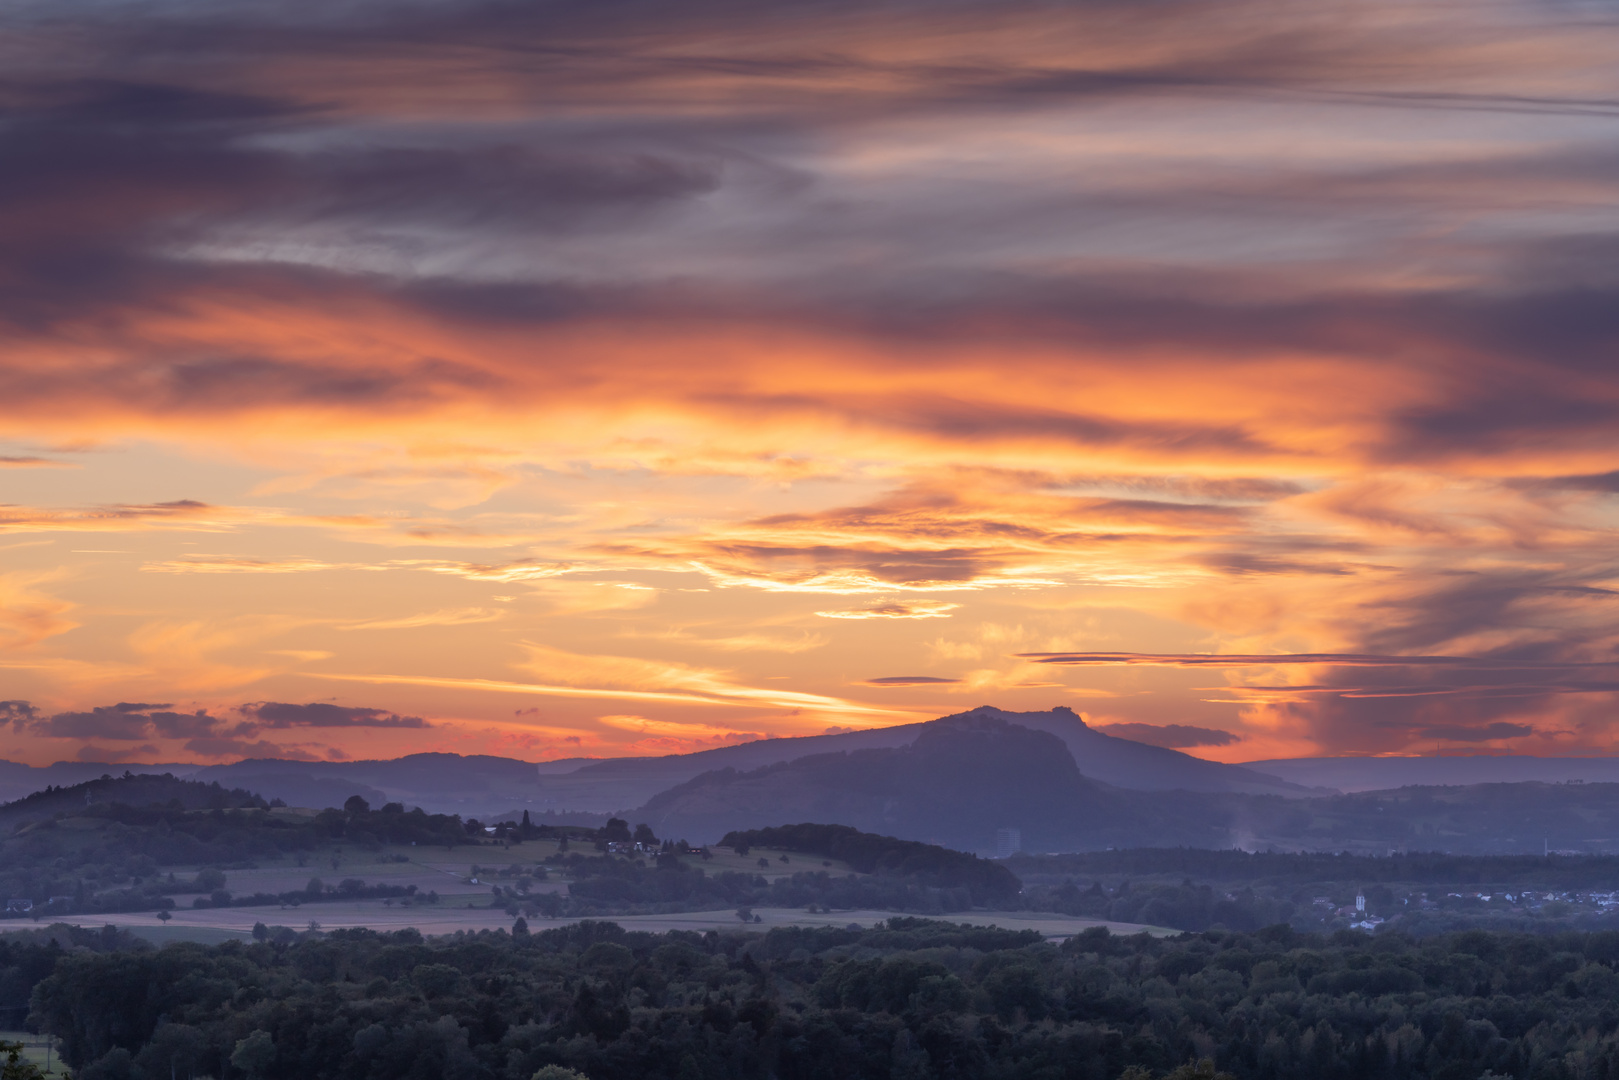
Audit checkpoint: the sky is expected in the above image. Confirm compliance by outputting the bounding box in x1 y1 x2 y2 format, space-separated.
3 0 1619 767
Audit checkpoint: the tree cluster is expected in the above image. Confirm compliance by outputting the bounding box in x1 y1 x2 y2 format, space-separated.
532 851 987 919
718 824 1021 906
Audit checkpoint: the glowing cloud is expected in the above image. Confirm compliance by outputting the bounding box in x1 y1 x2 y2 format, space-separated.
817 602 961 620
1095 723 1243 748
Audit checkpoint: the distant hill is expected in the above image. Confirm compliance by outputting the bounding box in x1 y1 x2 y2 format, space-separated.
0 760 197 806
953 707 1316 795
190 753 542 817
629 716 1619 856
544 706 1313 808
637 714 1095 850
632 714 1247 853
0 772 265 831
1244 755 1619 792
0 754 544 819
0 705 1312 819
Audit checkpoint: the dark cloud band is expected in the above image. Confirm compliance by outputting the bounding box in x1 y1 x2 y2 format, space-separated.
1021 652 1619 669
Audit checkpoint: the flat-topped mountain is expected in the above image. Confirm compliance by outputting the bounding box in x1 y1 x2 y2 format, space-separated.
629 712 1320 853
631 719 1619 856
523 705 1314 813
945 706 1313 795
636 714 1113 853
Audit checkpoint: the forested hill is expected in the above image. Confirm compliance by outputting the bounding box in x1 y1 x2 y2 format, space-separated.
0 776 477 919
0 772 267 829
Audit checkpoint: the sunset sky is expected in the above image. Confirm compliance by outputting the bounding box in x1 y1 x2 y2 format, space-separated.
3 0 1619 767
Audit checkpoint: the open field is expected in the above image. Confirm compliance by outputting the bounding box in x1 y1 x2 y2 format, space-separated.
23 904 1172 943
55 836 854 907
188 844 532 900
0 836 864 923
9 829 1100 944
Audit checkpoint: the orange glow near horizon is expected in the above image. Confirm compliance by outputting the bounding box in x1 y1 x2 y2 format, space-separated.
4 0 1619 768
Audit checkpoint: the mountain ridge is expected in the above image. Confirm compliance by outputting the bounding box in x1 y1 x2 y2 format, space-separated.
2 705 1314 815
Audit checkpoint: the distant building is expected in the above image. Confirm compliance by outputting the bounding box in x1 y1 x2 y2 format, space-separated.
5 899 32 915
1355 892 1366 912
994 828 1021 859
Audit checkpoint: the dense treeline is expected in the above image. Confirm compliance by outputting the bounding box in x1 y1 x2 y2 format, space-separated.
0 924 153 1032
533 852 991 918
1012 850 1619 936
719 824 1021 906
1010 850 1619 891
17 918 1619 1079
1020 879 1298 935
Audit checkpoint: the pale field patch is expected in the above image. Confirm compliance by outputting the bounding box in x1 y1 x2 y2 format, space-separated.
38 905 1173 943
190 839 856 898
0 1031 64 1076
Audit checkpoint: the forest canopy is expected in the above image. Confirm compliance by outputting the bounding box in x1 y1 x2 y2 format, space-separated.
11 917 1619 1080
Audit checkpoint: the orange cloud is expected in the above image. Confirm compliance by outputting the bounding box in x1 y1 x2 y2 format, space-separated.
818 601 960 620
0 572 79 649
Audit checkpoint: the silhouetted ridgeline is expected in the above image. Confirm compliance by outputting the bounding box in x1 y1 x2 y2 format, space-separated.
0 772 267 828
13 711 1619 857
636 715 1128 852
636 716 1619 855
14 919 1619 1079
33 705 1294 822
